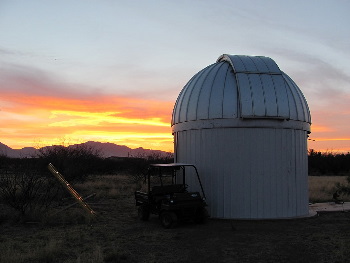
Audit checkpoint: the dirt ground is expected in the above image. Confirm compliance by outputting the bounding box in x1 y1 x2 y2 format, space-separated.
1 191 350 263
1 173 350 263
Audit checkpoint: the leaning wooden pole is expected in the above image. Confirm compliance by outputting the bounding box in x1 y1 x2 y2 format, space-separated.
48 163 96 216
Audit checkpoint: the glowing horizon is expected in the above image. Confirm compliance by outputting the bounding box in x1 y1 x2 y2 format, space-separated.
1 83 350 153
0 1 349 154
1 89 350 153
0 91 175 152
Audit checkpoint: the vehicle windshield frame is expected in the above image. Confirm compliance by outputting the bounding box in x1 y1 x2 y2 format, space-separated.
146 163 206 198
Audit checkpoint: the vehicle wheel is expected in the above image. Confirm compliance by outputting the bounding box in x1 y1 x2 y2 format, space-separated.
194 207 208 224
160 212 177 229
138 205 150 221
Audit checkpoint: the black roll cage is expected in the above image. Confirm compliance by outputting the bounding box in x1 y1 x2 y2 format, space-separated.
146 163 206 199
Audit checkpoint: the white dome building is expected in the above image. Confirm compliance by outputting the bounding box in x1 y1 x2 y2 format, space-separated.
172 54 311 219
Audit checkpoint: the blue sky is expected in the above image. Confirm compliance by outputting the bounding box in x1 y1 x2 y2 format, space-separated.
1 0 350 152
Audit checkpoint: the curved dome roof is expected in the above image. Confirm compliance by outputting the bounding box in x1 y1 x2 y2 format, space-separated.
172 54 311 128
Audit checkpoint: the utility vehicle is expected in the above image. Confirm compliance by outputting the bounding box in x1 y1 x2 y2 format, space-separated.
135 163 208 228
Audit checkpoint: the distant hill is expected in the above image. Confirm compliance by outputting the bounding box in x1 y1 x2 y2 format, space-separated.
0 142 37 158
0 141 172 158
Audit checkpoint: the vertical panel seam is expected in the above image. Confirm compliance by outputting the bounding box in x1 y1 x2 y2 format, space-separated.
194 63 219 120
247 56 259 72
270 75 280 117
282 74 299 120
258 74 267 116
208 62 225 119
222 64 230 118
282 79 292 120
185 64 213 122
247 74 255 116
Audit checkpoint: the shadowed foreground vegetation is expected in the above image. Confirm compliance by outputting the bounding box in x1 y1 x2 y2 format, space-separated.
1 147 350 262
0 145 173 220
308 150 350 202
309 176 350 203
308 149 350 176
1 174 350 263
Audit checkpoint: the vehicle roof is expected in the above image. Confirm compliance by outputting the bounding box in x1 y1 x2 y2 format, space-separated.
149 163 195 167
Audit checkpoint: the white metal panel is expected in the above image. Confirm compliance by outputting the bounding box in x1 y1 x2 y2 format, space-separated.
283 74 304 121
252 57 270 73
208 62 229 119
222 69 239 118
172 83 187 125
265 128 276 217
197 64 221 120
221 130 233 217
185 75 203 121
227 129 244 217
284 82 299 120
236 73 254 117
236 72 301 119
259 56 281 73
177 75 197 123
228 55 247 72
249 74 266 117
285 129 297 216
260 74 278 117
272 75 290 118
185 65 212 121
283 73 311 123
277 129 286 217
296 130 309 215
235 56 258 72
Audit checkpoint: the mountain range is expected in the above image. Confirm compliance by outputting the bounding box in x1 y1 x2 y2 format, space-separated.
0 141 172 158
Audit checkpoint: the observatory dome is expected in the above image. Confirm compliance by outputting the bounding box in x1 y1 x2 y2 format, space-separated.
172 54 311 219
172 54 311 131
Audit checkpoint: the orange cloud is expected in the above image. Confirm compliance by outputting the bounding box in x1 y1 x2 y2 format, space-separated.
308 138 350 153
310 124 334 133
0 91 174 152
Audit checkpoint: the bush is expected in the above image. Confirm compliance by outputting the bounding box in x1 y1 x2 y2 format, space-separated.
336 176 350 197
36 144 102 182
308 149 350 176
0 156 63 218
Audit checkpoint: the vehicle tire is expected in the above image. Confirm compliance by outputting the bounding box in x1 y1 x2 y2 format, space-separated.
138 205 150 221
194 207 208 224
160 211 177 229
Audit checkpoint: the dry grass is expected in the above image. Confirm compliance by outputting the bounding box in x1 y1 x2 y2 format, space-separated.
78 174 350 204
1 238 62 263
1 174 350 262
74 174 139 200
308 176 350 202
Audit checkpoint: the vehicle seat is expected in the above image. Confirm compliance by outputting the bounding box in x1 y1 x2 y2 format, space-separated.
152 184 185 195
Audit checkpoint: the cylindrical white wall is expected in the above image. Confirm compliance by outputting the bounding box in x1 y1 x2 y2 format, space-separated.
174 126 309 219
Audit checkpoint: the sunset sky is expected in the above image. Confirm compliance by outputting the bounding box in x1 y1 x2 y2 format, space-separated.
0 0 349 153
